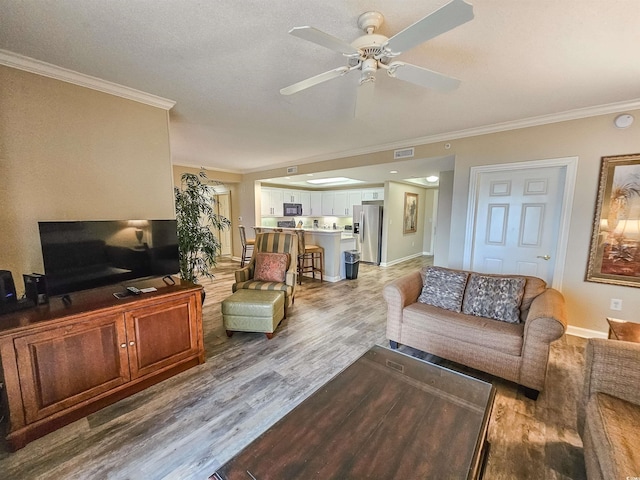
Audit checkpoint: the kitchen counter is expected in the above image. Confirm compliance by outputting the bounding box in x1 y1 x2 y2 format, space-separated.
255 227 358 282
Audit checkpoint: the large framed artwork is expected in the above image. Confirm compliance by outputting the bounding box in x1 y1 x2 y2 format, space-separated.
586 153 640 287
403 192 418 234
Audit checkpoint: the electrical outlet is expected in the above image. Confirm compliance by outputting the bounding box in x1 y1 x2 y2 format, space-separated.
610 298 622 311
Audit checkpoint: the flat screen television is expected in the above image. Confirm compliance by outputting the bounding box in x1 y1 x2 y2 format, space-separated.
38 220 179 297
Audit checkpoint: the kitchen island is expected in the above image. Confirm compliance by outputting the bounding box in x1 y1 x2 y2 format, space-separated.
255 227 357 282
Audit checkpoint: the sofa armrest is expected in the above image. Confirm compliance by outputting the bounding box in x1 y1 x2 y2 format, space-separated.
235 266 252 283
285 270 297 287
382 271 423 343
578 338 640 433
518 288 567 391
524 288 567 343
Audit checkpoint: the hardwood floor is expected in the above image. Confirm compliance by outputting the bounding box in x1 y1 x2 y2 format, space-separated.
0 257 587 479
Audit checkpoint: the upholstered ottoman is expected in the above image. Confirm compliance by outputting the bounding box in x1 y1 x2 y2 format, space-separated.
222 289 285 339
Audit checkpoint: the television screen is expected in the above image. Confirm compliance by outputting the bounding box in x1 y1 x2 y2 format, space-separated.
38 220 179 296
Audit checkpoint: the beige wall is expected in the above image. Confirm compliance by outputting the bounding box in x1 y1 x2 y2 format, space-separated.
383 181 427 264
422 189 436 255
433 170 454 267
239 109 640 334
0 66 175 294
445 112 640 334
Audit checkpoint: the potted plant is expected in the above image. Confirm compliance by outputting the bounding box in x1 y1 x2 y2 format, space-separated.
174 172 231 284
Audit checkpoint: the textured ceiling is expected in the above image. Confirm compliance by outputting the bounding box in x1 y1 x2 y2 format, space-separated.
2 0 640 174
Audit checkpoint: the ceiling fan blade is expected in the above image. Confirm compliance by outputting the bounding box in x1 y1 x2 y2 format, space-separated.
354 80 376 118
289 26 360 56
387 61 460 91
384 0 474 55
280 66 351 95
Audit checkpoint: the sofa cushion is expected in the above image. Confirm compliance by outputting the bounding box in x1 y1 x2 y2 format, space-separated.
403 302 525 356
418 266 469 312
420 267 546 321
462 274 526 323
585 392 640 480
253 252 289 282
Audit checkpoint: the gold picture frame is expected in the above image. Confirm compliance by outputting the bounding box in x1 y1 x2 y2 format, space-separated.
586 153 640 287
403 192 418 234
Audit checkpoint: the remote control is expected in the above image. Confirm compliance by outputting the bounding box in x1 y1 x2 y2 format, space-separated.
126 286 142 295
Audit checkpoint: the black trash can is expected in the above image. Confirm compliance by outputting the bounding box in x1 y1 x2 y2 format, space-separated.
344 250 360 279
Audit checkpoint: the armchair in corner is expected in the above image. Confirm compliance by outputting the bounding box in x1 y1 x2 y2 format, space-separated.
232 231 298 312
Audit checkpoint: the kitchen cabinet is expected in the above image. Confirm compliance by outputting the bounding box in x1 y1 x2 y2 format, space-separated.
261 188 283 217
347 190 362 216
322 190 361 216
321 191 334 216
0 281 203 451
309 191 322 216
259 186 381 217
361 188 384 201
283 190 301 203
299 191 311 216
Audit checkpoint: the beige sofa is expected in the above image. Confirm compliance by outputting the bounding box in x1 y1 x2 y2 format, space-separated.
383 266 567 399
578 338 640 480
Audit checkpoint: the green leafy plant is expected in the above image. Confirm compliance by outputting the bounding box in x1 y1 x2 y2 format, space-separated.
174 172 231 283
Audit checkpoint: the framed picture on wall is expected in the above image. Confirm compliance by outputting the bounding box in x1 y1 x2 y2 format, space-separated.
586 153 640 288
403 192 418 234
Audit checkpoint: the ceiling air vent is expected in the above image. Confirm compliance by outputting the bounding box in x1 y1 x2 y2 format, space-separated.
394 148 414 160
286 166 298 174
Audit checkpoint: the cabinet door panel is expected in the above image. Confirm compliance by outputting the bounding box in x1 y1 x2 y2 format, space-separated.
14 313 129 423
126 295 199 379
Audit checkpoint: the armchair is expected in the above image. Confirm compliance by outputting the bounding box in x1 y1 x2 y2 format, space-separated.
578 338 640 480
232 232 298 311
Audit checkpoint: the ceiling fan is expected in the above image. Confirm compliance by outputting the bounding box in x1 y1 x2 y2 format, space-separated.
280 0 474 100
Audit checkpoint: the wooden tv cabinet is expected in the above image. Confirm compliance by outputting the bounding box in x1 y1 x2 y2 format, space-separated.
0 278 204 451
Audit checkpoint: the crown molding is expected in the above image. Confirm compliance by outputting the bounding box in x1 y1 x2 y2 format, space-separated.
244 98 640 174
0 49 176 110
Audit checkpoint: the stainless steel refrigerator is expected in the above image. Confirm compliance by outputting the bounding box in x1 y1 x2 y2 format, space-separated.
353 204 383 265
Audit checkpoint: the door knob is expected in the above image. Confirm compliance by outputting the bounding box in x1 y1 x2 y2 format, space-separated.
537 255 551 260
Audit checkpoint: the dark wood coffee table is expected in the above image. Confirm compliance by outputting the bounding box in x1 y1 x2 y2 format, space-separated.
211 345 495 480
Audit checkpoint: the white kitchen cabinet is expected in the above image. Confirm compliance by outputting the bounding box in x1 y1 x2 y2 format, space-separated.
321 191 335 216
261 188 283 217
299 191 311 216
361 188 384 201
309 192 322 216
333 191 348 216
321 190 361 216
283 190 301 203
346 190 362 216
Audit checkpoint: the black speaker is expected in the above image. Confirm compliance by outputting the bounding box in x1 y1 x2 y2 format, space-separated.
24 273 48 305
0 270 17 304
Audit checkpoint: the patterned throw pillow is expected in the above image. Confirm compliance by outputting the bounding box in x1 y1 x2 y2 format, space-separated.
462 274 526 323
418 267 469 312
254 253 289 282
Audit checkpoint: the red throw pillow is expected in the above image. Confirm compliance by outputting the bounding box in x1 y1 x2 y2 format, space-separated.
254 252 289 282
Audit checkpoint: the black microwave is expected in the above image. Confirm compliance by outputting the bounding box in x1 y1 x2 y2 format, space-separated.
283 203 303 216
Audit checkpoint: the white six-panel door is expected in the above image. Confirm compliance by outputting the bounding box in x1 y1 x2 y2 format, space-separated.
469 166 565 284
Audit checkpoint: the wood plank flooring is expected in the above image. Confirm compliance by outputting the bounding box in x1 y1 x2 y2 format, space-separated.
0 257 587 479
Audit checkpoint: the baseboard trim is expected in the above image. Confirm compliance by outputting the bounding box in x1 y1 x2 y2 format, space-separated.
566 325 608 339
381 252 425 268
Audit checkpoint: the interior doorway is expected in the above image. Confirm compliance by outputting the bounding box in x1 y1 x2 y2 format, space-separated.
463 157 577 289
212 191 231 257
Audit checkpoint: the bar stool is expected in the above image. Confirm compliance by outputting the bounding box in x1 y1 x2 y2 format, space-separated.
239 225 255 267
296 230 324 284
